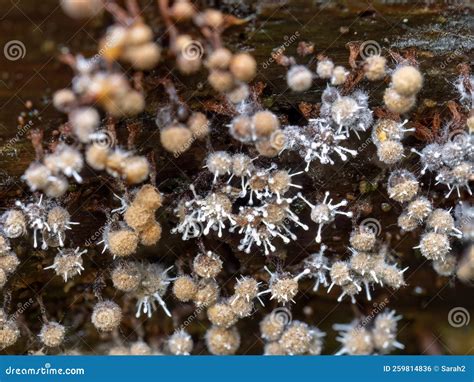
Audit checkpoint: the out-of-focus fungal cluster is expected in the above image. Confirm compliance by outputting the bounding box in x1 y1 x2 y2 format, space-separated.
334 309 404 355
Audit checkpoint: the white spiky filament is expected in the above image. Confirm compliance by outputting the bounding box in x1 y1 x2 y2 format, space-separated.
298 191 352 243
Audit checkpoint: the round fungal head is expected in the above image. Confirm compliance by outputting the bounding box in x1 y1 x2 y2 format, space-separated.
47 206 71 232
137 263 171 298
377 140 404 164
234 276 259 301
0 313 20 350
316 59 334 79
364 55 386 81
383 88 416 114
173 275 198 302
278 321 312 355
53 88 76 112
229 53 256 82
310 203 331 224
418 232 450 261
441 141 465 167
330 261 352 286
208 70 235 92
124 203 154 232
170 0 195 22
426 209 456 233
85 144 109 171
391 65 423 96
0 269 7 288
193 279 220 307
387 170 419 203
45 176 69 198
406 197 432 222
417 143 443 173
111 261 142 292
269 130 287 152
177 52 202 75
47 248 85 282
206 151 232 180
252 110 280 139
269 275 299 304
264 341 286 355
255 139 280 157
432 255 457 277
260 312 287 341
199 8 224 29
39 322 65 347
331 66 349 86
193 251 223 279
229 116 253 142
124 42 161 71
380 265 405 289
126 22 153 45
130 341 152 355
0 235 11 254
168 330 193 355
0 252 19 274
338 326 374 355
205 326 240 355
48 145 84 177
134 184 163 210
350 225 377 252
106 229 139 257
69 107 100 143
206 48 232 70
60 0 103 18
160 124 193 154
0 318 12 340
372 119 401 143
349 252 376 275
91 300 122 332
2 210 27 238
397 213 419 232
268 170 292 195
287 65 313 92
308 328 326 355
139 221 162 246
207 302 237 328
187 112 209 139
372 310 403 354
229 297 253 318
231 154 254 177
106 150 129 178
331 96 359 126
122 156 150 184
226 83 250 104
23 163 51 191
